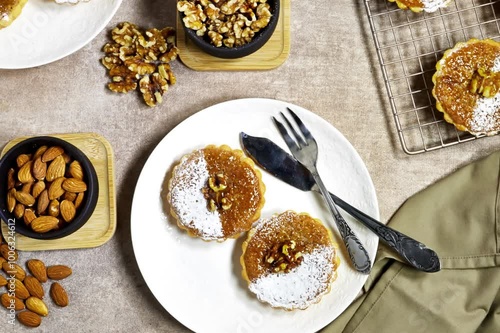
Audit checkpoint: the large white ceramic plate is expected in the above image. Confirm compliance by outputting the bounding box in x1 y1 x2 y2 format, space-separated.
0 0 122 69
131 98 380 333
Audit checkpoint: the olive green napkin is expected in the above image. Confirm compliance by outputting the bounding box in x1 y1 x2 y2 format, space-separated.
322 151 500 333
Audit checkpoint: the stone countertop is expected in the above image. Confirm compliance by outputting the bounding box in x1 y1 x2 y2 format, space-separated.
1 0 499 332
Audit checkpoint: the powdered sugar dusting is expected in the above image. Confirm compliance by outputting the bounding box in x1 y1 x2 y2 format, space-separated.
470 93 500 133
249 246 336 310
492 56 500 72
170 150 223 240
421 0 450 12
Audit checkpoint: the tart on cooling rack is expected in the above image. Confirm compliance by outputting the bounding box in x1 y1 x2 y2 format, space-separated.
432 38 500 136
167 145 266 241
240 211 340 311
388 0 452 13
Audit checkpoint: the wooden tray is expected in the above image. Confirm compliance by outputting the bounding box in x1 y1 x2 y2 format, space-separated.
177 0 290 71
1 133 116 251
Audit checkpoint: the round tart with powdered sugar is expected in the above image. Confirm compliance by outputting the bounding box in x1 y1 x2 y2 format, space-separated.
388 0 451 12
167 145 265 241
240 211 340 311
432 38 500 136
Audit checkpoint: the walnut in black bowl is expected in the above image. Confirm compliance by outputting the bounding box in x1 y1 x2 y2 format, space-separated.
0 136 99 240
178 0 280 59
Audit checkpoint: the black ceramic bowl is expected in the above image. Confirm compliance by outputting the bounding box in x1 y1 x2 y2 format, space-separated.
180 0 280 59
0 136 99 240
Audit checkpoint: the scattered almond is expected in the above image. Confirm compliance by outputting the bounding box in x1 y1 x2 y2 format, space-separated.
60 200 76 222
47 265 72 280
0 243 17 261
23 208 37 225
50 282 69 307
27 260 48 283
31 216 59 233
17 161 34 183
17 310 42 327
14 191 35 207
25 297 48 316
68 160 84 180
48 177 65 201
0 275 7 287
32 157 47 181
24 276 44 299
1 293 25 311
37 189 50 215
2 262 26 281
14 279 30 300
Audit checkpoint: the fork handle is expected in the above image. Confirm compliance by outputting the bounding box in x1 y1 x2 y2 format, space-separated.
311 172 372 274
328 193 441 273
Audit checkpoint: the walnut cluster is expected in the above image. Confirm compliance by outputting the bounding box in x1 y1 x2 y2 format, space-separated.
101 22 179 107
263 240 303 273
178 0 272 48
470 67 500 98
202 173 232 212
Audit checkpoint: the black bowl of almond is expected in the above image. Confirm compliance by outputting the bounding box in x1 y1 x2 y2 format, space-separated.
0 136 98 240
177 0 280 59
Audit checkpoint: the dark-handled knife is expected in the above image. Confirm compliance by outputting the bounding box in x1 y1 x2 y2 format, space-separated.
240 132 441 273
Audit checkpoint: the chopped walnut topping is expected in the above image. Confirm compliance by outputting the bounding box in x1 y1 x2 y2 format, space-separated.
470 67 500 98
202 173 232 212
177 0 273 48
101 22 179 107
263 240 304 273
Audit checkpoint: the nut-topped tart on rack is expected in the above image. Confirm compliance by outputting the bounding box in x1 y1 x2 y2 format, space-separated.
432 38 500 136
167 145 265 241
388 0 452 13
240 211 340 310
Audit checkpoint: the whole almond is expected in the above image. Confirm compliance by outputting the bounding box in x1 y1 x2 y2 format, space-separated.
41 146 64 162
0 275 7 287
60 200 76 222
1 293 25 311
63 191 77 202
17 310 41 327
14 279 30 300
48 177 66 200
3 262 26 281
33 145 48 160
13 203 25 219
48 199 60 217
31 216 59 233
62 178 87 193
47 265 72 280
27 260 48 283
23 209 37 225
50 282 69 307
31 180 45 199
7 188 16 213
25 297 48 316
7 168 15 189
0 257 5 265
14 191 35 207
17 160 34 183
37 189 49 215
16 154 31 168
74 192 84 209
24 276 44 299
21 182 32 194
46 155 66 182
62 153 71 164
0 243 17 261
32 157 47 181
69 160 84 180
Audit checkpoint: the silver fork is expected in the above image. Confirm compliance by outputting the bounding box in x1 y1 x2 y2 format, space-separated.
273 108 372 274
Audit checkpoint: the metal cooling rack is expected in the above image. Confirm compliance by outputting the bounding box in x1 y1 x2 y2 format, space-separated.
364 0 500 154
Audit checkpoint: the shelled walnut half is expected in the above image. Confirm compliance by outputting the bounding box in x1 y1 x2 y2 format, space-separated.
101 22 179 107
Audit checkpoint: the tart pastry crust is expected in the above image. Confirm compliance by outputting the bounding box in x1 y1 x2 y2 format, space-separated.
167 145 265 241
240 211 340 310
388 0 452 13
432 38 500 136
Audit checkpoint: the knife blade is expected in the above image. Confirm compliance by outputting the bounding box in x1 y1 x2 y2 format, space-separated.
240 132 441 273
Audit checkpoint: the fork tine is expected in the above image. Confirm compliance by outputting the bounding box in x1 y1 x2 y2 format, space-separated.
272 117 300 153
280 112 307 147
287 107 314 142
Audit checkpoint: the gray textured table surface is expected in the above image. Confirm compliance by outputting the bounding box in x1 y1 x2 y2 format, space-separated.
1 0 499 332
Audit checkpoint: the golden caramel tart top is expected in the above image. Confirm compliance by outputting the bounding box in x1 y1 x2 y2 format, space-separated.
432 39 500 135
